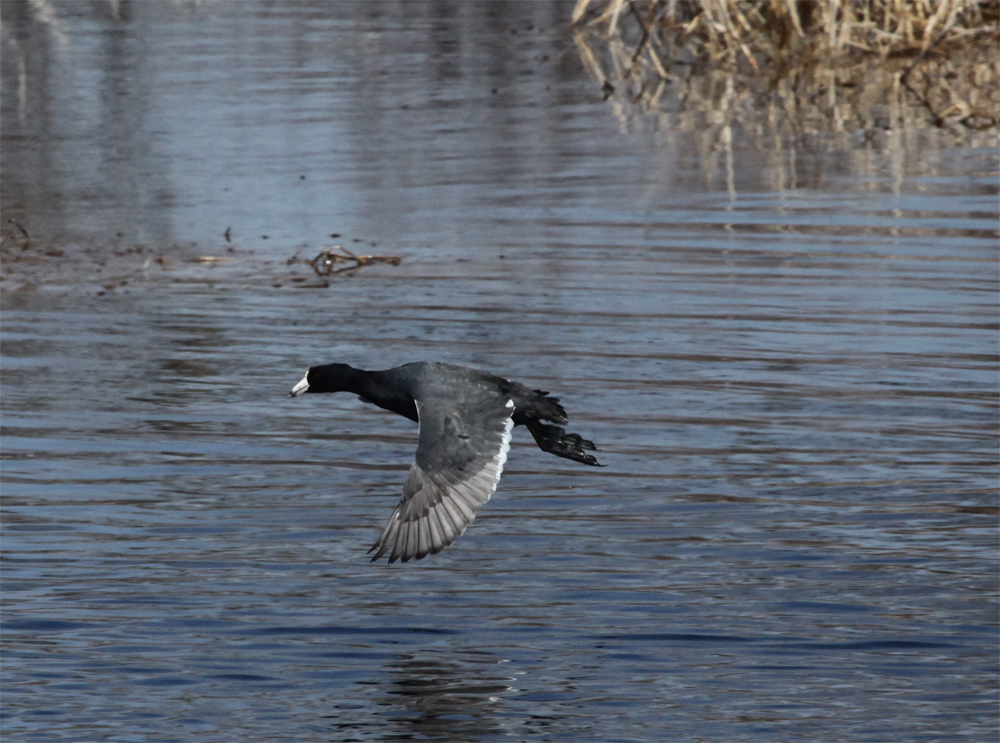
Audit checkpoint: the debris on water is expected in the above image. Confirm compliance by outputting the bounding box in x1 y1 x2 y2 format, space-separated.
306 246 402 277
0 224 399 294
293 280 330 289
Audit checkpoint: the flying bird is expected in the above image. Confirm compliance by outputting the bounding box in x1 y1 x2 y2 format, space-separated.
290 361 601 563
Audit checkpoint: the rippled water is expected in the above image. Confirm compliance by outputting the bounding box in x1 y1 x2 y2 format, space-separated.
2 2 997 742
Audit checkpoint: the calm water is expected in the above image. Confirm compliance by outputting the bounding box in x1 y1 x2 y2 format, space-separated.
2 2 997 742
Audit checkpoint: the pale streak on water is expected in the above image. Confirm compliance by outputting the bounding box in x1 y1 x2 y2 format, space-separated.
1 2 997 742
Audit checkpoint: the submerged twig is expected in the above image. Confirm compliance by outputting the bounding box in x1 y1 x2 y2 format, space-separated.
0 219 32 262
8 219 30 242
7 219 30 250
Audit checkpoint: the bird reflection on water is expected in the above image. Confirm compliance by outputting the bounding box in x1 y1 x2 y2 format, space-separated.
325 652 519 741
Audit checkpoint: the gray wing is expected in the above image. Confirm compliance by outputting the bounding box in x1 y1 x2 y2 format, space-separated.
369 395 514 563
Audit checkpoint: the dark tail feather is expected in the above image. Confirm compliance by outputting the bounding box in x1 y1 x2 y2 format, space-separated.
525 420 604 467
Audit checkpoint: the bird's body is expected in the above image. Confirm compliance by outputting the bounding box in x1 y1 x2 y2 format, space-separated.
290 361 601 563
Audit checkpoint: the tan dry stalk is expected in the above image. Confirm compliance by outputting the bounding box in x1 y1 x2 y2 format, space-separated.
571 0 998 131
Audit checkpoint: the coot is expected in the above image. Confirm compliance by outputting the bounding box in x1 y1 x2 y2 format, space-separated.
290 361 601 563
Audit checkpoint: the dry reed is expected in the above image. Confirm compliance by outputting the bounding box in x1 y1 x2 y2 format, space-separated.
572 0 999 132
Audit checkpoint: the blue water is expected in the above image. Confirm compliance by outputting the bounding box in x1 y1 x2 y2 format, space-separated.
2 2 997 741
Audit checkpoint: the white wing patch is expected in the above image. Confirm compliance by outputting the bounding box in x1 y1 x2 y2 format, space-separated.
487 412 514 499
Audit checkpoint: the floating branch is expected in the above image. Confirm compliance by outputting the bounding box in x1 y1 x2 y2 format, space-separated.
307 246 401 277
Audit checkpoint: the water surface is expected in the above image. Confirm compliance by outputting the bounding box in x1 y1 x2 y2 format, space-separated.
2 2 997 742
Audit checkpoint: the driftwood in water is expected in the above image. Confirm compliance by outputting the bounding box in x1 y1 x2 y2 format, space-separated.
306 246 402 277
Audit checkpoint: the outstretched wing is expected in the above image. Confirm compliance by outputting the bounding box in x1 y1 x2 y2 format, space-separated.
369 395 514 563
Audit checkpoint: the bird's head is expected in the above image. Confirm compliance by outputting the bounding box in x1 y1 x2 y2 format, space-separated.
289 363 355 397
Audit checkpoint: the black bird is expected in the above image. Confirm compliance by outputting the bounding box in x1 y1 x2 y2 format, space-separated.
290 361 601 563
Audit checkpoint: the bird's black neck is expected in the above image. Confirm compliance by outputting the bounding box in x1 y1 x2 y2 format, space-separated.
352 368 419 422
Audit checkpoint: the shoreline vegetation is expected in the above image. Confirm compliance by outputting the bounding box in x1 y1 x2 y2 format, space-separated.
571 0 999 134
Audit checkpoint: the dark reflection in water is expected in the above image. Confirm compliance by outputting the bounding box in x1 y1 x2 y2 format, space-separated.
372 654 513 741
2 2 997 743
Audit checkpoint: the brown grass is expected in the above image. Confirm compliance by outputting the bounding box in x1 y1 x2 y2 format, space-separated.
571 0 999 132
